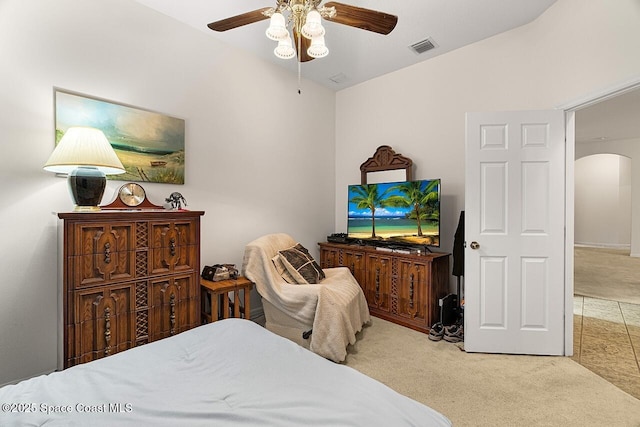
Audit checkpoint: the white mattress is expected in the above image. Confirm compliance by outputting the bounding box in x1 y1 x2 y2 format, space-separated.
0 319 451 426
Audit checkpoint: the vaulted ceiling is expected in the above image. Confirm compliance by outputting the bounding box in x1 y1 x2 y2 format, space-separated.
134 0 639 144
134 0 557 90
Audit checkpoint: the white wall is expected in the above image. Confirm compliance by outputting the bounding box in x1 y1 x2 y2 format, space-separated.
335 0 640 281
575 154 632 247
0 0 335 385
576 138 640 256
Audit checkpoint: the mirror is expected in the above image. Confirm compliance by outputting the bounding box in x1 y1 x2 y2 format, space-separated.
366 170 407 184
360 145 413 184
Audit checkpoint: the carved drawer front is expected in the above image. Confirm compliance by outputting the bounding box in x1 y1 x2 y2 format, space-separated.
366 254 392 314
71 222 136 287
72 283 135 366
148 274 196 342
149 220 198 275
396 260 429 328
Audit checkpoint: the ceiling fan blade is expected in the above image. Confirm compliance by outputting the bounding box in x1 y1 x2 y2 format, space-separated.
207 7 271 32
292 28 314 63
323 2 398 35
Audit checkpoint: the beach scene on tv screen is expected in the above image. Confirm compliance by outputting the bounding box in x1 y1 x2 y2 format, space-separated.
348 179 440 247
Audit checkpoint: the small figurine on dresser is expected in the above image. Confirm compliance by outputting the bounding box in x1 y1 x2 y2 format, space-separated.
165 192 187 210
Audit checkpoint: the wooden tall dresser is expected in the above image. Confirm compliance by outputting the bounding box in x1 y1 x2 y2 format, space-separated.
58 210 204 368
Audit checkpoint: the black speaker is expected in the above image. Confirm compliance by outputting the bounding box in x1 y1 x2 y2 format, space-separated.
440 294 458 326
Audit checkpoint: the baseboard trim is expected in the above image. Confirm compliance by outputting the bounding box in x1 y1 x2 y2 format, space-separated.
574 243 630 250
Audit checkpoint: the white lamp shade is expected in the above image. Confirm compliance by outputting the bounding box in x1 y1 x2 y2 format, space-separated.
43 127 125 175
307 35 329 58
274 35 296 59
301 10 325 39
265 12 289 41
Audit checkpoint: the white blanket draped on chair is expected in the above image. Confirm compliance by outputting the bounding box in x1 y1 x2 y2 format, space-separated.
243 233 370 362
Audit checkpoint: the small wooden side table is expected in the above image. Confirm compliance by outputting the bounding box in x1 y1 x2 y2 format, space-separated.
201 276 254 324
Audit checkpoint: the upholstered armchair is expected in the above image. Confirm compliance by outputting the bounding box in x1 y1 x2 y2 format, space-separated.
242 233 370 362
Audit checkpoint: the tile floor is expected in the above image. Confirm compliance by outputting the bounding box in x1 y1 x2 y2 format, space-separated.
572 295 640 399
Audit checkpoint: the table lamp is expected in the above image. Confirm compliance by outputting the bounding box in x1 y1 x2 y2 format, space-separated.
43 127 126 211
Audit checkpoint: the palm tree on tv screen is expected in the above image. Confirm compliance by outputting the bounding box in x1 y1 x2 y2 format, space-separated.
349 184 394 238
386 180 439 236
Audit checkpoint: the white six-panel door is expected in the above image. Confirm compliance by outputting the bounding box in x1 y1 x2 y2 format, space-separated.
465 110 566 355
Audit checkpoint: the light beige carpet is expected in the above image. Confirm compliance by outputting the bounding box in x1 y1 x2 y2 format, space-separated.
344 317 640 427
574 246 640 305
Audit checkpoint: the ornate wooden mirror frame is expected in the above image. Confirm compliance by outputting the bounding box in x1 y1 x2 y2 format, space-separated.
360 145 414 185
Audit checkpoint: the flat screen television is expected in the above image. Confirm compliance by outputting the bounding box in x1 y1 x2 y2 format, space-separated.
347 179 441 248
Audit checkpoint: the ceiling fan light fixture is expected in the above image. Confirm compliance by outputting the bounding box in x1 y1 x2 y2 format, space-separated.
265 12 288 41
274 34 296 59
208 2 398 71
307 35 328 58
301 10 325 39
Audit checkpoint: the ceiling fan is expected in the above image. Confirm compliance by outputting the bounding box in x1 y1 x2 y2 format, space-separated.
207 1 398 63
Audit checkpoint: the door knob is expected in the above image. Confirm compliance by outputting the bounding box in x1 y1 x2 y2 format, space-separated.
470 241 480 250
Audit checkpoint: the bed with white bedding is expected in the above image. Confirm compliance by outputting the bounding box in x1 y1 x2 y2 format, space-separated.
0 319 451 426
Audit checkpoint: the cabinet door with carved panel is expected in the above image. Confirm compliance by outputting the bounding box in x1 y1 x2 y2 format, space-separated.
365 253 392 314
319 245 340 269
72 222 135 287
149 274 197 341
343 249 366 290
71 283 135 366
396 259 429 329
318 244 366 290
149 220 198 275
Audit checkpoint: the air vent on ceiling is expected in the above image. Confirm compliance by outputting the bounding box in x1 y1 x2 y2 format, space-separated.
329 73 348 84
409 37 436 55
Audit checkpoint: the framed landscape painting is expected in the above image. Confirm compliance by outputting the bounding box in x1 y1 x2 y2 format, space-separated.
54 89 185 184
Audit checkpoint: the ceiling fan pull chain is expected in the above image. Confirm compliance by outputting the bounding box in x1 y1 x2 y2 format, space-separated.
297 29 302 94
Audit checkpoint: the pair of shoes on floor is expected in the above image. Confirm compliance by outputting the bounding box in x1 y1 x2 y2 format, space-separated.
428 322 464 342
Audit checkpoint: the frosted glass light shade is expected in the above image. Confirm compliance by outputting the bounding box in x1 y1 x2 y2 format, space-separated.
307 35 328 58
274 35 296 59
43 127 125 175
265 12 288 41
301 10 325 39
